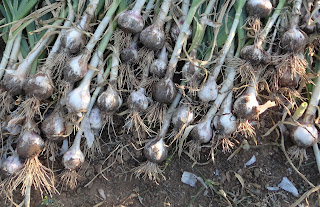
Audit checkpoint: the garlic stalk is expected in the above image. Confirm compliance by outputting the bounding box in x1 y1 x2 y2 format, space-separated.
153 0 203 104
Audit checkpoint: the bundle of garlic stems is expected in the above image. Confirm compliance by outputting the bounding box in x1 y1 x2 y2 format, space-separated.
61 0 121 95
61 1 126 185
152 0 203 104
0 0 42 79
198 0 246 103
1 0 320 204
1 3 68 121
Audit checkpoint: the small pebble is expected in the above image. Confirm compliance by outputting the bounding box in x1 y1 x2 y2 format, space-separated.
98 188 106 200
254 168 260 178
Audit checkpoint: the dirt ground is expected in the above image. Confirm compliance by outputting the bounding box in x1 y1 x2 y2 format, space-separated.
1 111 320 207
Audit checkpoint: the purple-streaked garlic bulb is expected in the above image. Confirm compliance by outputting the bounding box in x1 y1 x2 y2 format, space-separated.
41 109 66 141
170 19 185 41
144 138 168 163
152 77 177 104
60 28 86 56
281 27 307 53
62 147 85 171
170 0 190 41
63 53 89 83
140 0 172 50
140 23 165 50
172 105 194 129
16 131 44 159
2 69 27 96
150 46 168 78
233 88 260 121
97 85 123 113
246 0 273 18
117 0 146 33
198 76 218 102
120 35 139 63
24 72 54 100
128 88 149 111
59 0 99 56
233 84 275 121
240 45 271 65
278 67 300 88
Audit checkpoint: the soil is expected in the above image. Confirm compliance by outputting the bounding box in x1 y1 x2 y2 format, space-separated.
1 111 320 207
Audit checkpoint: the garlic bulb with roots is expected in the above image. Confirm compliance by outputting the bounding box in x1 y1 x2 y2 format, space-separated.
246 0 272 18
63 147 85 171
41 109 66 141
213 92 237 135
198 76 218 102
190 118 213 145
140 0 172 50
152 77 177 104
290 121 318 148
97 85 123 113
150 46 168 78
280 0 307 53
60 126 85 190
120 34 139 63
233 83 275 121
65 74 91 116
140 23 166 50
278 66 300 88
128 88 149 111
144 138 168 164
240 45 271 65
2 68 28 96
117 0 146 33
24 72 54 100
16 130 45 159
281 27 307 53
172 105 194 130
63 52 89 83
188 118 213 159
135 137 168 181
89 106 103 134
1 153 23 176
60 29 86 55
59 0 99 55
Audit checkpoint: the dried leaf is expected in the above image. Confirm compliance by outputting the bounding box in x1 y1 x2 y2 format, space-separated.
234 172 245 189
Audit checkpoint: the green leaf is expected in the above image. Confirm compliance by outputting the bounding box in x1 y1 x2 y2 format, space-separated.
0 5 9 23
5 0 16 18
26 21 36 48
216 7 235 48
15 0 37 21
18 0 29 12
3 0 13 22
20 37 30 58
188 18 204 52
97 0 104 15
13 0 18 12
